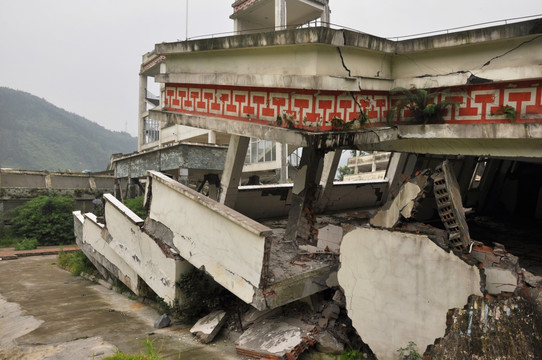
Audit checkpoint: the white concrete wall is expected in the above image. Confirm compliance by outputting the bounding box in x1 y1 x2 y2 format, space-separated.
147 171 270 304
81 213 140 293
338 227 482 360
103 194 192 304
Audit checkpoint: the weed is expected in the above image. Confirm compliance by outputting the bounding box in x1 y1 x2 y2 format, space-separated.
102 335 165 360
491 104 517 121
57 250 96 276
397 341 422 360
14 237 38 251
338 349 367 359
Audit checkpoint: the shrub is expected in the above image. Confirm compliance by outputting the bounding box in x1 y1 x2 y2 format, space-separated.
176 268 238 321
14 237 38 251
124 196 147 219
11 195 75 245
57 250 96 276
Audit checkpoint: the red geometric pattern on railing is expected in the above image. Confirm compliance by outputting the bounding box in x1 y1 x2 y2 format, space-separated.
163 81 542 131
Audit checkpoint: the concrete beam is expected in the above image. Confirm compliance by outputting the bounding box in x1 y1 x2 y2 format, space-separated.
219 135 249 208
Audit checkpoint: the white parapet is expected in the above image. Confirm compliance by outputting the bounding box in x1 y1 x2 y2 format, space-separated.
103 194 191 304
75 211 140 294
147 170 272 305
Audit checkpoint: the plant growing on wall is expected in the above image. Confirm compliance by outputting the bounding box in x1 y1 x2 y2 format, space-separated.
491 104 517 121
396 341 422 360
387 87 461 125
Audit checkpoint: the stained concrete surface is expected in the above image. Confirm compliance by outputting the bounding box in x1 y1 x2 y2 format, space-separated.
0 255 243 359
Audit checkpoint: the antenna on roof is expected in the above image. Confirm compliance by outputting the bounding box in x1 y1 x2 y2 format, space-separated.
185 0 189 41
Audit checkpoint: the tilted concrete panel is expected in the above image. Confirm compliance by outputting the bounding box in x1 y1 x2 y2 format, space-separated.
78 212 140 294
147 171 271 305
338 227 482 360
103 194 192 304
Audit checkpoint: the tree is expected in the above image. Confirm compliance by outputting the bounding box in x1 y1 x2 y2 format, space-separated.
337 165 354 181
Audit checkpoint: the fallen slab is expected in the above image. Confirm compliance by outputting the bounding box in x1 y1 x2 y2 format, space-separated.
338 227 483 360
190 310 227 344
235 317 317 359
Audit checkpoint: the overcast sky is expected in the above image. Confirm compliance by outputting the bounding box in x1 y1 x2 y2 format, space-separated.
1 0 540 136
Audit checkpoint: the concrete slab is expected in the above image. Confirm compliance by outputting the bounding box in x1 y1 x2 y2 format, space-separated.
338 227 483 360
235 317 317 359
190 310 227 344
484 268 518 295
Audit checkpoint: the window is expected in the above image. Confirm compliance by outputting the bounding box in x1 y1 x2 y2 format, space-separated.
143 117 159 144
245 138 276 164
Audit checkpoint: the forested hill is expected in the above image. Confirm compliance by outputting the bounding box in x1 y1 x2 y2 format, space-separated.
0 87 137 171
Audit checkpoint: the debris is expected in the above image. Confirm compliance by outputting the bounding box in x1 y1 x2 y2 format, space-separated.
315 330 345 355
241 307 280 329
190 310 227 344
332 289 346 307
235 317 317 359
316 225 343 253
370 182 422 228
321 303 340 320
153 314 171 329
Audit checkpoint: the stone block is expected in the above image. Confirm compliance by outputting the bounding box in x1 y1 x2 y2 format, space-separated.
154 314 171 329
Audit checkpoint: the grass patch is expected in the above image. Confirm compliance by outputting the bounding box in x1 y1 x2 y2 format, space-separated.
103 336 164 360
57 250 96 276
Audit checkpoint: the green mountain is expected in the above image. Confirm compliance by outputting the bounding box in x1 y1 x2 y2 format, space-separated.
0 87 137 171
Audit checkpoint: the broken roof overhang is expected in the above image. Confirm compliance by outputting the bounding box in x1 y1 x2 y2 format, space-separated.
148 109 542 156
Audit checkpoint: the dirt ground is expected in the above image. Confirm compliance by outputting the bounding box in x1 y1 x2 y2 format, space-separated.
0 255 243 360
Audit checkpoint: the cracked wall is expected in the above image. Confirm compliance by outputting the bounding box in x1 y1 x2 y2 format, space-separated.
103 195 192 304
338 227 482 360
147 171 270 306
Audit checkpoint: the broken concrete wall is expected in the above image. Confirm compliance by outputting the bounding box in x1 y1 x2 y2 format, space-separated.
147 171 271 305
103 194 193 304
338 227 482 360
75 211 140 293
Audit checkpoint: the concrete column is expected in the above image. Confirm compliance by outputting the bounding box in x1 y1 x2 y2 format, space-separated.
354 150 360 174
384 152 410 201
275 0 287 30
285 147 325 245
280 143 288 183
207 131 217 144
321 0 330 26
219 135 250 208
138 75 148 152
315 150 342 212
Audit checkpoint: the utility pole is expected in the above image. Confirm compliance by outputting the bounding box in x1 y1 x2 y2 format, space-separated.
185 0 189 41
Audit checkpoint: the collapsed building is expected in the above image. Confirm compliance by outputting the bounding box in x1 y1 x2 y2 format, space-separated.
74 1 542 359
